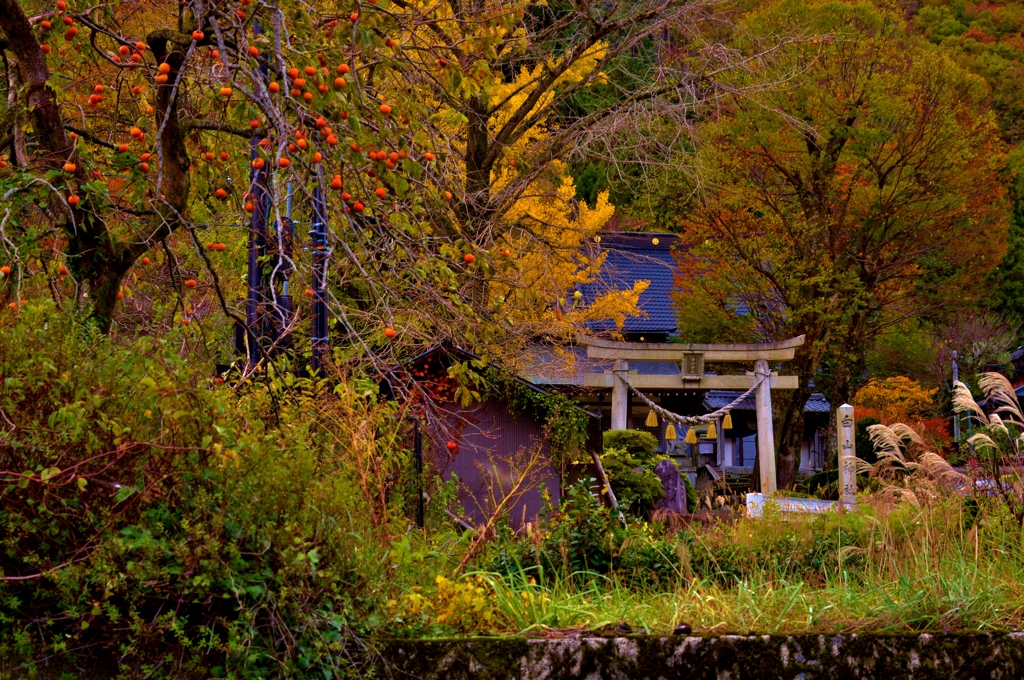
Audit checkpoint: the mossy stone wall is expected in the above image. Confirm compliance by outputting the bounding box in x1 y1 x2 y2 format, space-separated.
375 632 1024 679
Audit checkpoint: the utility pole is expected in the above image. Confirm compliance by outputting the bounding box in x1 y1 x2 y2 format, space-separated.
245 130 269 367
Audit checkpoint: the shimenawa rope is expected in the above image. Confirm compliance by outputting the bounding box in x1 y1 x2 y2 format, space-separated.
617 368 770 426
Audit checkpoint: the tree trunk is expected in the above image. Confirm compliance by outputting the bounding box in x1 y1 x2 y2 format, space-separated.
461 94 495 311
0 0 128 332
0 0 72 165
775 350 816 489
0 6 194 334
463 94 492 232
5 54 28 166
775 389 807 490
829 314 869 408
86 259 134 331
77 28 193 333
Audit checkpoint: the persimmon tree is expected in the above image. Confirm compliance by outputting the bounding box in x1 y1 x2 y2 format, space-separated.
0 0 747 375
673 0 1009 488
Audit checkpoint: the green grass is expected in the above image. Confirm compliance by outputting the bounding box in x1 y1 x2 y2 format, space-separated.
472 569 1023 636
388 498 1024 636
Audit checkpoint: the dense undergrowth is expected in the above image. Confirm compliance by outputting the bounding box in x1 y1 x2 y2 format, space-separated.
0 304 398 677
391 489 1024 637
4 305 1024 678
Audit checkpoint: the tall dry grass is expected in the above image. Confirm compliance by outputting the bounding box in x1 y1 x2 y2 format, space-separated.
951 373 1024 524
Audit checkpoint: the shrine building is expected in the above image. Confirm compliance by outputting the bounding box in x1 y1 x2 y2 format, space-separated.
525 231 832 487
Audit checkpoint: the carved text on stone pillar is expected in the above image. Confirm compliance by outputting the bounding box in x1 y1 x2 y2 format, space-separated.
838 404 857 506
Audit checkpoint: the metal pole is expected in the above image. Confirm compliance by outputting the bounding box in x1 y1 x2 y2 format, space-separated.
309 180 329 374
245 144 268 367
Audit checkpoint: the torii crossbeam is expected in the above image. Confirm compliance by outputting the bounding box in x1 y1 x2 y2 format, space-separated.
578 334 806 494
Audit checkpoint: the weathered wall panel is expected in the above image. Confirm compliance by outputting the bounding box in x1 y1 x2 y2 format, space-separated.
434 397 561 529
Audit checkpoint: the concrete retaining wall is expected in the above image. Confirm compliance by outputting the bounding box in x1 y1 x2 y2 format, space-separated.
375 632 1024 679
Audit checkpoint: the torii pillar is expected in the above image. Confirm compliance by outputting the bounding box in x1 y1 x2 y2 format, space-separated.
611 359 629 430
582 335 804 496
754 359 777 495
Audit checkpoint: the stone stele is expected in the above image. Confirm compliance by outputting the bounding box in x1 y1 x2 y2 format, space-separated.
654 458 688 515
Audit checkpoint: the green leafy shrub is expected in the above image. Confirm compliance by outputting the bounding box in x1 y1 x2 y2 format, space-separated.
0 303 395 677
484 481 685 589
603 430 659 461
825 417 881 470
600 447 665 515
679 510 871 584
485 475 877 591
805 469 840 499
600 430 664 516
683 472 698 512
856 417 882 465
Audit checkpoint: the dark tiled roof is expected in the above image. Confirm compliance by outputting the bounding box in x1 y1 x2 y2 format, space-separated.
386 344 602 417
578 232 681 334
703 390 830 413
522 345 680 385
804 394 831 412
519 345 601 386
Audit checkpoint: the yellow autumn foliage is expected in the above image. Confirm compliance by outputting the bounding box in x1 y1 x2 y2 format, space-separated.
394 575 498 631
492 165 648 335
487 43 607 161
853 376 938 423
386 33 646 339
485 43 648 336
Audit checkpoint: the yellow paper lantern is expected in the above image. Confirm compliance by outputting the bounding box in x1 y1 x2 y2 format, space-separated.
722 412 732 430
645 409 658 428
685 426 698 445
665 423 677 441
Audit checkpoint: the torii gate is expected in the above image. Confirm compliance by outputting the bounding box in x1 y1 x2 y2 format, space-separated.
579 335 806 495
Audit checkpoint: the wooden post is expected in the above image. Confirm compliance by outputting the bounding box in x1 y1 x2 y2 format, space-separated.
611 359 628 430
754 359 777 495
716 418 725 467
813 428 820 470
838 404 857 506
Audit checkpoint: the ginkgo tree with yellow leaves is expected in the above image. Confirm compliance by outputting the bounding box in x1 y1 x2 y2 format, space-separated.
478 46 652 344
491 164 648 337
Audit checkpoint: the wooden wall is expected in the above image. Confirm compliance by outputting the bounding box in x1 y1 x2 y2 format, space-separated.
433 396 561 530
